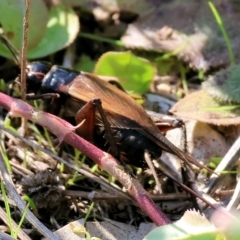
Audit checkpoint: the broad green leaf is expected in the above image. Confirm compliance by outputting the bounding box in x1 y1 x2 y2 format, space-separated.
94 51 155 94
145 210 221 240
0 0 49 58
203 64 240 103
28 4 79 59
0 3 79 59
170 90 240 125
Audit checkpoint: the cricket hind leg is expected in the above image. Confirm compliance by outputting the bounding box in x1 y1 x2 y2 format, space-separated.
74 98 122 163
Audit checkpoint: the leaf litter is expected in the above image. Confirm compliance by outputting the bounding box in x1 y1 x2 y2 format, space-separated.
0 0 240 239
121 0 240 71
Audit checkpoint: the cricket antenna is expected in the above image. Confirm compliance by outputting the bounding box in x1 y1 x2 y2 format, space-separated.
0 34 20 65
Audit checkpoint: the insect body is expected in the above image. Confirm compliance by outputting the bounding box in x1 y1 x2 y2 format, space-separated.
24 61 209 170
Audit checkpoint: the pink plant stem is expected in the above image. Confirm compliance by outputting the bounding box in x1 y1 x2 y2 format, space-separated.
0 92 171 225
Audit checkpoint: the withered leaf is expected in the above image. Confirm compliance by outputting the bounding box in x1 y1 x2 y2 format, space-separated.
170 90 240 126
121 0 240 71
65 1 240 71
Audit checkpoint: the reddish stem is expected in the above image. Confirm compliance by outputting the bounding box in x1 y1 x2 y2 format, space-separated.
0 92 171 226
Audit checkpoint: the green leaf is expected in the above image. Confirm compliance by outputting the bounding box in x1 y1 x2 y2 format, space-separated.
28 4 79 59
145 210 221 240
202 64 240 103
0 0 49 58
0 3 79 59
94 51 155 94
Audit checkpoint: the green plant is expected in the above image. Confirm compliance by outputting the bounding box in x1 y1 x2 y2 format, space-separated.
145 210 224 240
208 2 235 65
0 1 79 59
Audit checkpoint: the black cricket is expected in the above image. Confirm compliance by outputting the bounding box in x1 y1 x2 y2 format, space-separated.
20 61 211 172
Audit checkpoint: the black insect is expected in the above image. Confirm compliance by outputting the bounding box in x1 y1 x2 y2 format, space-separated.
19 61 210 171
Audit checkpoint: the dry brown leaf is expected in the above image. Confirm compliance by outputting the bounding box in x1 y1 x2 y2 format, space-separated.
65 1 240 71
161 120 228 167
123 24 208 70
86 219 155 240
51 218 155 240
45 219 85 240
170 90 240 125
121 0 240 71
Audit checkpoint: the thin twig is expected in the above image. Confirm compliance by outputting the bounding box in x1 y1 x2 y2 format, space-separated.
180 123 188 153
205 135 240 194
144 150 162 194
226 161 240 211
0 206 31 240
20 0 30 135
63 190 189 201
162 170 218 210
20 0 30 102
0 231 16 240
0 35 19 63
